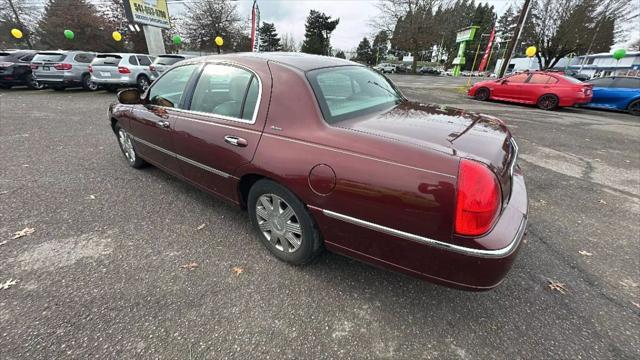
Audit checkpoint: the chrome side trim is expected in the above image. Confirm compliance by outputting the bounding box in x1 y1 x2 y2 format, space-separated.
131 136 235 179
509 138 519 178
317 208 526 258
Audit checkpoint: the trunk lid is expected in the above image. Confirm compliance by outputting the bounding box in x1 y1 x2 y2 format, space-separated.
90 54 123 80
338 101 518 203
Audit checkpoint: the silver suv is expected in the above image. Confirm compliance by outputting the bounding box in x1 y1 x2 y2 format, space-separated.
90 53 155 91
31 51 97 90
149 54 196 81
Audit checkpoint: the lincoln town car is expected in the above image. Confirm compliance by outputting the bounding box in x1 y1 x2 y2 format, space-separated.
109 53 528 290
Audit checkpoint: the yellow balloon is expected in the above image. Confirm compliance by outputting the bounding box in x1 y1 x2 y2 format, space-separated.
112 31 122 42
526 46 537 58
215 36 224 47
11 28 23 39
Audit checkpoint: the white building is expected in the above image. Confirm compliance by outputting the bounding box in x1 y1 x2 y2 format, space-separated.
495 56 571 73
567 51 640 78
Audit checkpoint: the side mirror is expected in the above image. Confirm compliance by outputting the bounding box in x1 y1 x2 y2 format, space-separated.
117 88 142 104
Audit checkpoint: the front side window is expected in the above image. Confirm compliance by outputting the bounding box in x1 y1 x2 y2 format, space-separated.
189 64 260 121
613 77 640 89
307 66 402 124
148 64 198 108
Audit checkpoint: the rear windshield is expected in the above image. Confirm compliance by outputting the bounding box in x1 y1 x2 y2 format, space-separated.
307 66 403 124
33 53 66 62
92 54 122 66
562 75 583 84
153 56 185 66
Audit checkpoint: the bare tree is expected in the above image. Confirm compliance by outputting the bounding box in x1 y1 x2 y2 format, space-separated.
280 33 298 52
180 0 241 52
0 0 39 49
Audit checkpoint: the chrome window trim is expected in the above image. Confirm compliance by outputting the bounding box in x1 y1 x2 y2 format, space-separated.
311 206 526 258
182 61 263 125
509 138 519 178
131 135 236 179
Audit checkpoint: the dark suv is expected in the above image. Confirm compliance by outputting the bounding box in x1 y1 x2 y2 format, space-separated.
0 50 43 89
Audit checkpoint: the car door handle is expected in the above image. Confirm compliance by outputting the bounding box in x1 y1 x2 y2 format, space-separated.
157 120 170 128
224 135 248 147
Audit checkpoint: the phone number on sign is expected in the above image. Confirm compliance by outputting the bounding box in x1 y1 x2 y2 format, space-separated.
133 3 167 19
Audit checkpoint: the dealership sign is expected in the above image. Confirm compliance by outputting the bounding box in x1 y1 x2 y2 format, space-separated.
124 0 170 29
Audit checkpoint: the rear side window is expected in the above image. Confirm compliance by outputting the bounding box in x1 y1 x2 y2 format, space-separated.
74 53 95 63
189 64 260 121
33 53 66 63
148 64 198 108
137 56 151 66
506 73 529 83
528 74 554 84
19 53 35 62
92 55 122 66
129 56 139 66
612 78 640 89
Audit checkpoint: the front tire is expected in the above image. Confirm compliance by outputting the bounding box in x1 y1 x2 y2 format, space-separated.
115 125 146 168
537 94 559 110
137 75 150 91
474 87 490 101
627 99 640 116
248 179 323 265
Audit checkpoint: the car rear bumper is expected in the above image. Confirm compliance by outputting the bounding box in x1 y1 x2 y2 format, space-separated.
91 76 136 86
309 168 528 291
35 72 83 86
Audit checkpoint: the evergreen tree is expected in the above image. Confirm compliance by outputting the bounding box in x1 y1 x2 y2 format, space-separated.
335 50 346 59
300 10 339 55
36 0 116 52
355 37 374 64
258 22 282 52
371 31 389 64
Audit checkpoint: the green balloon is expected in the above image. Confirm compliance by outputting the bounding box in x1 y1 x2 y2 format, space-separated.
64 29 74 40
172 35 182 46
612 48 626 61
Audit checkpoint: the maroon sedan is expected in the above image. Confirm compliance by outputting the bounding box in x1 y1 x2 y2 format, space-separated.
469 71 592 110
109 53 528 291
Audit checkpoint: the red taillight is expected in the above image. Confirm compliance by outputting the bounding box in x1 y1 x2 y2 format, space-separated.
30 63 38 69
149 65 156 71
88 65 93 73
118 66 131 74
54 63 72 70
455 159 502 236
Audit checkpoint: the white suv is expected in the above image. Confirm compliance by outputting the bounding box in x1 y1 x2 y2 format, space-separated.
90 53 155 91
374 63 396 74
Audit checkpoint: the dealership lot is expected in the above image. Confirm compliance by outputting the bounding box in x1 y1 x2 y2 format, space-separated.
1 77 638 358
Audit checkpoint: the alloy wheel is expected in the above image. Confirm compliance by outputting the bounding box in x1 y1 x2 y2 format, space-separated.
138 77 150 90
85 76 98 91
255 194 303 253
538 95 558 110
629 101 640 116
118 129 136 163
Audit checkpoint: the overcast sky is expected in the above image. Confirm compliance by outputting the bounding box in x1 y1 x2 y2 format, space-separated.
167 0 638 51
168 0 514 51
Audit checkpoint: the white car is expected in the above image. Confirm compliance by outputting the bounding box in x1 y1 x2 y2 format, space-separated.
374 63 396 74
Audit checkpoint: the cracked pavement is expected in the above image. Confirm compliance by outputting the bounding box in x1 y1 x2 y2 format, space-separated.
1 76 639 359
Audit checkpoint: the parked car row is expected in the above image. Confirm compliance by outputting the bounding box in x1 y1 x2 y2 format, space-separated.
0 49 194 92
468 70 640 115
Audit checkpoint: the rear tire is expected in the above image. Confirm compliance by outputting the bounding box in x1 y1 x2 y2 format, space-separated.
27 76 45 90
82 74 98 91
114 124 146 168
537 94 559 110
248 179 323 265
474 87 490 101
627 100 640 116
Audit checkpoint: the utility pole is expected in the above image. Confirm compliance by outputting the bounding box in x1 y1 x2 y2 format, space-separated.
7 0 33 49
498 0 532 78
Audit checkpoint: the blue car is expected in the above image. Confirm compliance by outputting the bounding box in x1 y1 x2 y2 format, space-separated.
583 76 640 116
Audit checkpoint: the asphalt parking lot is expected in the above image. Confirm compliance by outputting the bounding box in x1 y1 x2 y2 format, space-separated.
1 76 639 359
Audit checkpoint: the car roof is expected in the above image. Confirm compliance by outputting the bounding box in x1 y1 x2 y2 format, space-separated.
196 52 358 72
97 53 149 57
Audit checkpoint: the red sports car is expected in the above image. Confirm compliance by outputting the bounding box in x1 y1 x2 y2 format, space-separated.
110 53 528 291
469 71 593 110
